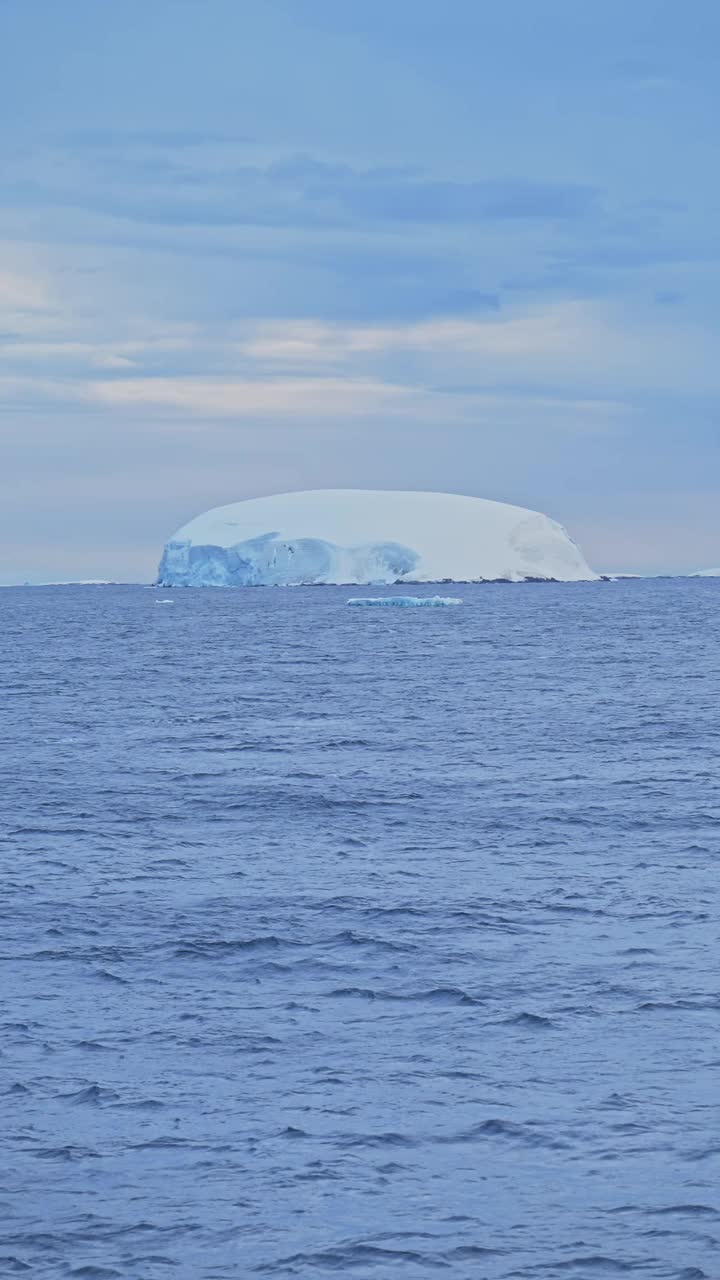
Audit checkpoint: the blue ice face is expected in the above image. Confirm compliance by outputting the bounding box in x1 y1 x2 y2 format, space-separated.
347 596 462 607
157 536 421 586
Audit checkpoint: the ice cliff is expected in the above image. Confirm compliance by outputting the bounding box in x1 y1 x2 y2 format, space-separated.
157 490 597 586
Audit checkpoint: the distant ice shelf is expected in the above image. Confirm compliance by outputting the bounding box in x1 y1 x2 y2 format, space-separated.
158 490 597 587
6 580 121 587
347 595 462 607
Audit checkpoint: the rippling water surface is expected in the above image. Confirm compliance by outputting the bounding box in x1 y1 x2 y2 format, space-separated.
2 580 719 1279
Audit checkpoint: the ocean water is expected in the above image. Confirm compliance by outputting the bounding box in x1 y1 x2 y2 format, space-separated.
2 579 719 1280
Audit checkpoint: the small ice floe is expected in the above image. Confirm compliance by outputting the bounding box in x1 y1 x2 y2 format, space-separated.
347 595 462 608
156 598 174 604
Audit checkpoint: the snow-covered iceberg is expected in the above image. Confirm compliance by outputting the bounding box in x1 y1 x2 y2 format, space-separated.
692 568 720 577
157 490 597 587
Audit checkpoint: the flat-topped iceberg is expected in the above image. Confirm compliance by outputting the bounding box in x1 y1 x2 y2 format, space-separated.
348 595 462 607
158 490 597 587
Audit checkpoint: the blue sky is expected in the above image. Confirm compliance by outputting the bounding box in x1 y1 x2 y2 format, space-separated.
1 0 719 581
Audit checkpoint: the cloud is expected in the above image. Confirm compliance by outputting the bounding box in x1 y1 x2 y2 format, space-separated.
0 373 426 419
0 341 136 370
0 267 51 312
232 301 720 399
86 374 422 417
0 333 198 371
0 363 627 442
239 305 589 364
82 376 629 431
2 139 600 231
0 248 59 341
265 158 599 225
2 296 719 421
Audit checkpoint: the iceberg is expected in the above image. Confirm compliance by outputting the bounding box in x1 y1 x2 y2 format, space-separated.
157 490 597 587
347 595 462 607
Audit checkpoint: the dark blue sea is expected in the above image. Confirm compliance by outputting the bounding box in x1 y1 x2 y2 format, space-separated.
2 580 719 1280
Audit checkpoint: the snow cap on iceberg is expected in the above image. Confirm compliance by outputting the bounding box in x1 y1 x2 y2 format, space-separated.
157 489 597 586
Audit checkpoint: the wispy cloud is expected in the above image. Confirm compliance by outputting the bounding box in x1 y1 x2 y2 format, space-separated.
0 268 51 311
0 365 627 438
234 302 720 398
2 296 718 417
0 250 58 338
84 375 421 417
3 141 600 231
0 372 428 419
0 335 197 370
239 305 589 364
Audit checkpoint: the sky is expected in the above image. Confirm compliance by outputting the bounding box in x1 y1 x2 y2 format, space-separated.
1 0 719 582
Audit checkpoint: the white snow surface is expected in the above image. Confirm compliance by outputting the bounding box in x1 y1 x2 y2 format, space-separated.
692 568 720 577
4 580 119 587
158 490 597 587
